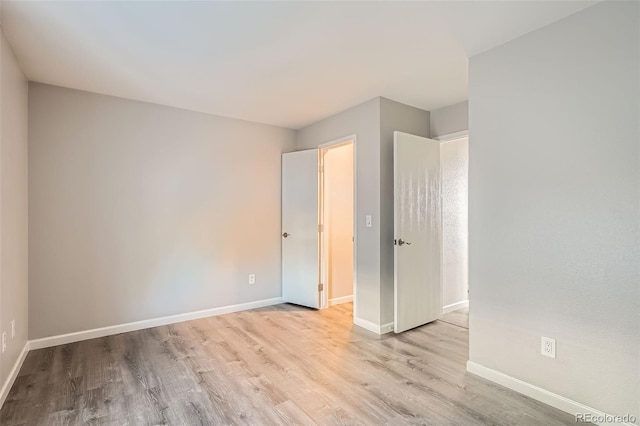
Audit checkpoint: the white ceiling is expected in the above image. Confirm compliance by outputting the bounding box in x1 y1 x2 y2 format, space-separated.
1 1 595 129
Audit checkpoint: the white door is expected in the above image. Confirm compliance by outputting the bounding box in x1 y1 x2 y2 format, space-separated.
282 149 321 309
394 131 442 333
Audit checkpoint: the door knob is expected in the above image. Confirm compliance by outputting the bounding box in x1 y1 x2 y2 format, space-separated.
397 238 411 246
282 232 290 238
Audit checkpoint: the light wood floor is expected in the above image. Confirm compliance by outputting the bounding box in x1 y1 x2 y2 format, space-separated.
440 307 469 329
1 303 577 425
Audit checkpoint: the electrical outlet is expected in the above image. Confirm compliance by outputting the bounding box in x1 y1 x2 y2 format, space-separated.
11 320 15 339
248 274 256 285
541 336 556 359
2 332 6 353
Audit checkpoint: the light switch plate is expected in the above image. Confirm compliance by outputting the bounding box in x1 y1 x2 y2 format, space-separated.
365 215 372 227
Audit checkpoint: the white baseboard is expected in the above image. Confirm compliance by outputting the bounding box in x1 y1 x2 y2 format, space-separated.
380 322 394 334
353 316 379 334
329 295 353 306
467 361 637 426
353 316 394 335
0 342 29 409
443 300 469 314
29 297 283 350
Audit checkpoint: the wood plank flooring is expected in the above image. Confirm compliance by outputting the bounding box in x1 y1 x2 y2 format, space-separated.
440 307 469 329
1 303 578 425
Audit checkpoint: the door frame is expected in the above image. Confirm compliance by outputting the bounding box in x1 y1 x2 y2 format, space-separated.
318 135 357 316
433 130 468 142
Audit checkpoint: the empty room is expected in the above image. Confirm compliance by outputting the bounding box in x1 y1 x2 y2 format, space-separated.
0 1 638 425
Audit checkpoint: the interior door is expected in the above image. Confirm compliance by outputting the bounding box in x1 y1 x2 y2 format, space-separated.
394 131 442 333
282 149 321 309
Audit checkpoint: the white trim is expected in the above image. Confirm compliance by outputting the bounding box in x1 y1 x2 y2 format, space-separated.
318 134 356 149
352 136 358 320
29 297 283 350
380 322 394 334
354 316 379 334
433 130 469 142
353 317 394 335
466 362 636 426
329 295 353 306
443 300 469 314
0 342 29 409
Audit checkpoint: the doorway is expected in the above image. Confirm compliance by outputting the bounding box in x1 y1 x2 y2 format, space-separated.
440 135 469 317
438 134 469 329
393 131 469 332
280 136 356 316
320 140 355 310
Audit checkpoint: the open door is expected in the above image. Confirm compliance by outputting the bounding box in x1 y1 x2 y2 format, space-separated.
282 149 321 309
394 131 442 333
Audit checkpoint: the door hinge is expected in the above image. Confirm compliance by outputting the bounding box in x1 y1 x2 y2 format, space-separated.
318 224 323 232
318 283 324 292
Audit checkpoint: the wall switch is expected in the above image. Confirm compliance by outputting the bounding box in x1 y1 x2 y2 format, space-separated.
1 332 6 353
541 336 556 358
248 274 256 285
11 320 15 339
365 215 372 228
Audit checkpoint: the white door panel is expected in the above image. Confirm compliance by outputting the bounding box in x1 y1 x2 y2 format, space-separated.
282 149 320 309
394 132 442 333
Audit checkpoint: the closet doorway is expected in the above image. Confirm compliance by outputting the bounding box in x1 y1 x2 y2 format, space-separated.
320 139 354 309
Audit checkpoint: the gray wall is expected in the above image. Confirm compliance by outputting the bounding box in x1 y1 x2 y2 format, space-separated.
469 1 639 419
430 101 468 139
28 83 296 339
379 98 430 325
0 29 28 390
296 98 381 324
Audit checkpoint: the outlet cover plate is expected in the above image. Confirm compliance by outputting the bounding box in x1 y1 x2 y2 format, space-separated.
541 336 556 359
